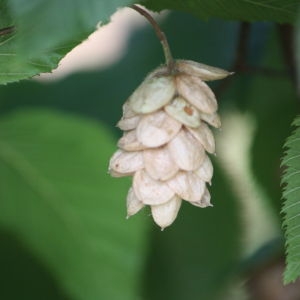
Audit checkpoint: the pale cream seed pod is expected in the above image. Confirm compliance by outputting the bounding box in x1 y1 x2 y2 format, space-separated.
143 146 179 181
176 59 233 81
118 130 146 152
190 188 212 208
117 114 140 131
109 58 231 229
109 149 143 176
194 155 214 184
176 74 218 114
136 110 182 148
129 75 175 114
126 187 145 217
167 171 206 203
186 123 215 154
164 97 201 128
122 101 138 118
151 196 182 230
167 129 205 171
199 111 221 128
133 170 175 205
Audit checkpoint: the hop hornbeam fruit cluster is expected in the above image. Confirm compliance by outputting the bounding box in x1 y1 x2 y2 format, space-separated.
109 60 231 229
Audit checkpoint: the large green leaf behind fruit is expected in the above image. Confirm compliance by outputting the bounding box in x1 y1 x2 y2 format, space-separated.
0 109 148 300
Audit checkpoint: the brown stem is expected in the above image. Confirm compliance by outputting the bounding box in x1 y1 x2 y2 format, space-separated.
130 5 174 72
277 24 297 89
215 22 289 98
233 22 251 70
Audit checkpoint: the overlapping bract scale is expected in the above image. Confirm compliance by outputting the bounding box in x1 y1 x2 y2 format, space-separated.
176 74 218 114
168 129 205 171
133 170 175 205
129 75 175 114
109 59 231 228
136 110 181 147
143 146 178 181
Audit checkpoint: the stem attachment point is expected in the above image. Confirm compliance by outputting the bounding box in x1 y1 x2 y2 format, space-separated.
130 5 174 73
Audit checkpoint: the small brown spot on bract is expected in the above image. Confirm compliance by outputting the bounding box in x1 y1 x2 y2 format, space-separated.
184 106 193 116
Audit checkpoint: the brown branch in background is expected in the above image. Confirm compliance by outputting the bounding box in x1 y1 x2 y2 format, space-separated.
241 66 288 77
232 21 250 71
277 24 297 88
246 257 300 300
0 26 15 37
215 22 250 97
215 22 289 98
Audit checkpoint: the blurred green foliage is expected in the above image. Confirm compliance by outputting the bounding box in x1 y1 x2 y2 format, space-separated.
0 2 300 300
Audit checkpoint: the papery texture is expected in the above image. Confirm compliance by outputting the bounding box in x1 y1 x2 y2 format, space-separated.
109 59 230 228
129 76 175 114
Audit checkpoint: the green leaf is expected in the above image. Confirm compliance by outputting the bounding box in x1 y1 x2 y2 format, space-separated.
8 0 133 54
0 229 70 299
0 29 77 84
0 0 133 84
281 116 300 283
141 0 298 23
0 1 75 84
0 109 148 299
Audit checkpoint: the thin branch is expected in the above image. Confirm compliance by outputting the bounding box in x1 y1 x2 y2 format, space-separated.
243 66 288 77
130 5 174 72
233 22 250 70
215 22 250 97
277 24 297 89
215 22 289 98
